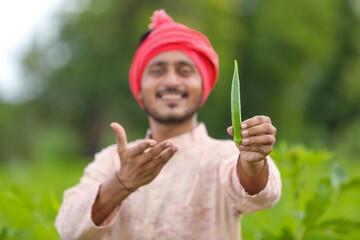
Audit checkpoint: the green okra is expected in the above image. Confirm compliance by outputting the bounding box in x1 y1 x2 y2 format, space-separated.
231 60 242 146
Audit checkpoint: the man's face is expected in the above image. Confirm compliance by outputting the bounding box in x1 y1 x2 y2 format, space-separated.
140 51 202 124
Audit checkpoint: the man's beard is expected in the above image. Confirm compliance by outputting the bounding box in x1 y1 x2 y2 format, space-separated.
142 90 202 124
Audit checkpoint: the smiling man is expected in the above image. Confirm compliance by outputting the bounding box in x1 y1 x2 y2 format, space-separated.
55 10 281 240
142 51 202 125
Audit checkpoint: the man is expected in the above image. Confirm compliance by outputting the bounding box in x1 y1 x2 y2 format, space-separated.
55 9 281 240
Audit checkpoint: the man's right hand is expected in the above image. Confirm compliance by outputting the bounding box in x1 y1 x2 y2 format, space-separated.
111 122 178 192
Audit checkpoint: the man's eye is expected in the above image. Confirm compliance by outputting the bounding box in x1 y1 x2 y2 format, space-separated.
179 67 193 75
150 68 164 75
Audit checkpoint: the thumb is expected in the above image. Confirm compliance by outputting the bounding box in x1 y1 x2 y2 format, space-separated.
227 126 234 136
110 122 128 153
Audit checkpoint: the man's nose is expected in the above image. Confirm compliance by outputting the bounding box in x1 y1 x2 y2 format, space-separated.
163 69 181 87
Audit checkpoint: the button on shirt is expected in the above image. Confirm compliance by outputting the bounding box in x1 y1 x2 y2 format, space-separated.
55 123 281 240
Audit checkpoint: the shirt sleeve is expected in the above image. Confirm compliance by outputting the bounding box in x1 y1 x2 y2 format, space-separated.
220 147 282 215
55 145 121 240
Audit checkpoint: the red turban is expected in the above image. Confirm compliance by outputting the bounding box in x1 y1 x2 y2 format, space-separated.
129 9 219 108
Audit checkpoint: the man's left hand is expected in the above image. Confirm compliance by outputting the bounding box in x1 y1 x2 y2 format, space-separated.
228 115 276 194
227 115 277 164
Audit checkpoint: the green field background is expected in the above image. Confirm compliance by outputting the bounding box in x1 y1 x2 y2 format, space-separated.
1 0 360 239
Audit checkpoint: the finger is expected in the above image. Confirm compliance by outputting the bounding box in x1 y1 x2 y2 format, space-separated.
142 145 177 182
242 115 271 129
110 122 128 153
227 126 233 136
127 139 157 157
242 123 276 137
241 135 275 146
239 144 273 156
152 145 178 166
142 140 174 159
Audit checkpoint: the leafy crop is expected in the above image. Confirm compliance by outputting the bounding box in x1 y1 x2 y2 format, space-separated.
242 142 360 240
0 143 359 239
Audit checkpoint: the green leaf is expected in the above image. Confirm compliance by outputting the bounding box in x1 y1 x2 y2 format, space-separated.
277 227 295 240
287 145 333 166
8 186 36 212
0 227 25 240
312 218 360 233
303 179 332 227
340 177 360 192
303 232 341 240
260 227 295 240
49 192 61 213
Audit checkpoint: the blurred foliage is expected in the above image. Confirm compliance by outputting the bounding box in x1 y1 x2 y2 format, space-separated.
0 0 359 160
1 143 359 239
243 142 360 240
0 155 88 239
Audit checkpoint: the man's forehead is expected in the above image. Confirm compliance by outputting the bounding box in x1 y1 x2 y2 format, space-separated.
147 51 195 66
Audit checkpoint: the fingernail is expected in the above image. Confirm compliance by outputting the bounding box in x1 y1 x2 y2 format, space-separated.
241 123 247 129
172 146 177 151
242 130 248 136
242 139 249 144
165 142 172 147
150 141 156 147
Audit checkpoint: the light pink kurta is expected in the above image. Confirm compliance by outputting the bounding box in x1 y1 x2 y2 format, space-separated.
55 123 281 240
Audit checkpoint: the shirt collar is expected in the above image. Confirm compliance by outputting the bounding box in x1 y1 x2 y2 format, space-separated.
145 122 209 151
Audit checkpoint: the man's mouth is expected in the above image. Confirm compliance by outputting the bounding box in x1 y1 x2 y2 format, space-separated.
156 89 188 102
161 94 183 100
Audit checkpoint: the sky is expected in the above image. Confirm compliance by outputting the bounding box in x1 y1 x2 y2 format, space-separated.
0 0 64 102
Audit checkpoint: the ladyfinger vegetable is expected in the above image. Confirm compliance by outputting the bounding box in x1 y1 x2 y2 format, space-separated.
231 60 242 146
